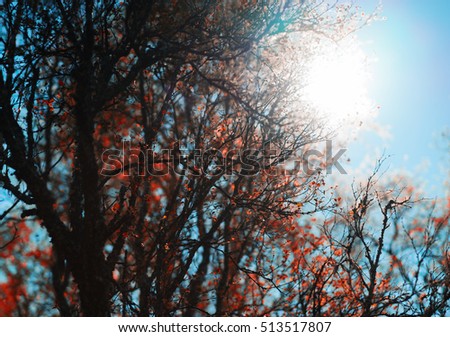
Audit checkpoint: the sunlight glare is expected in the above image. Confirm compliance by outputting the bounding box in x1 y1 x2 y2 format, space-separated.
303 39 372 130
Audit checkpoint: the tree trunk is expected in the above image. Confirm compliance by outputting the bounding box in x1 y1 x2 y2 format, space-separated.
71 247 112 316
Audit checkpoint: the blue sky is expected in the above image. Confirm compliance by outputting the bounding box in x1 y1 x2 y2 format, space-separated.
346 0 450 196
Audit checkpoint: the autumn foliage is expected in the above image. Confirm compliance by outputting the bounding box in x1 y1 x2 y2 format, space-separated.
0 0 448 316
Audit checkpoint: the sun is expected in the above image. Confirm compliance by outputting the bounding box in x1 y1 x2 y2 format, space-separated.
302 39 372 129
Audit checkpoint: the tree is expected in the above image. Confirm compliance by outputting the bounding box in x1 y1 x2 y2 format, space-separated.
285 161 449 316
0 0 448 317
